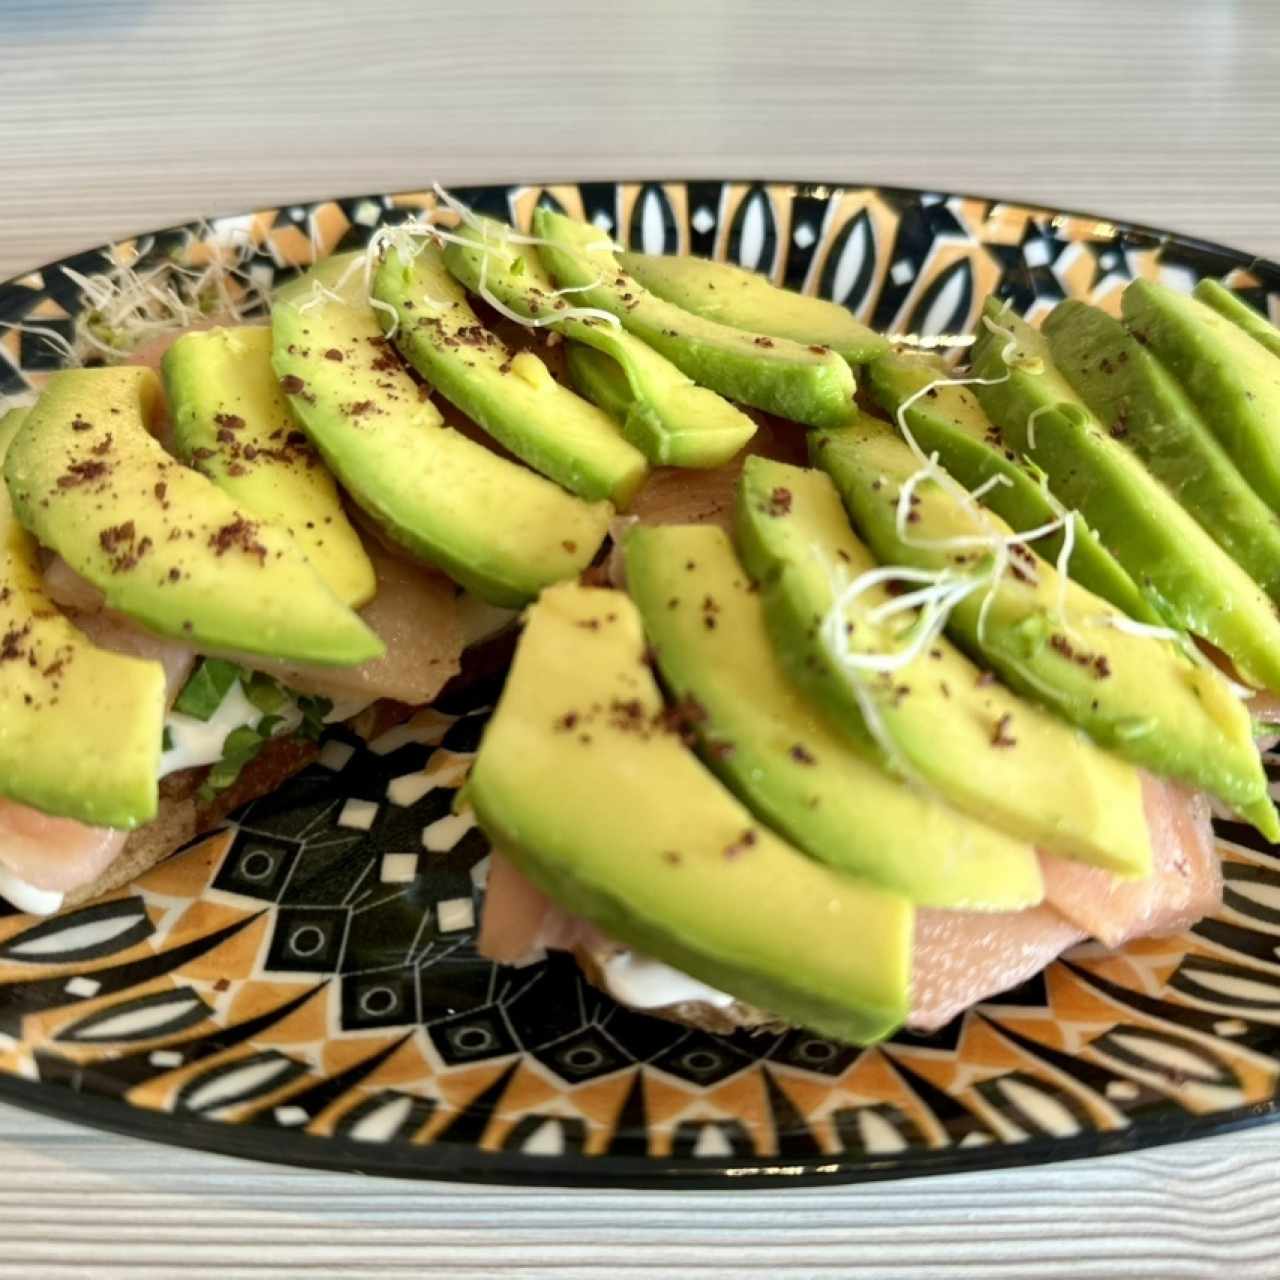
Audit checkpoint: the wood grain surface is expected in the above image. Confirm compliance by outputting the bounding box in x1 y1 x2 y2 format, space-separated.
2 1 1280 1275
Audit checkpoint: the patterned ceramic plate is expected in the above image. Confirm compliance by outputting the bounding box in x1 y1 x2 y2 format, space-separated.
2 181 1280 1187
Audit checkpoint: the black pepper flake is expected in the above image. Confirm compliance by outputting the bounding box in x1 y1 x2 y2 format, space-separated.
991 713 1016 748
57 459 109 489
0 623 30 662
656 695 708 746
766 486 792 516
209 516 267 564
98 520 146 572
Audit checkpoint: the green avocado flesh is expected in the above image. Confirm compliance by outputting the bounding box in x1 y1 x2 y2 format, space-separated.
624 522 1043 909
271 253 611 608
813 416 1277 838
372 242 647 506
618 250 888 366
162 325 377 608
866 347 1159 624
734 455 1151 876
1044 300 1280 605
972 298 1280 693
532 208 857 428
1194 278 1280 360
442 219 757 468
1123 280 1280 513
467 579 913 1044
0 408 165 828
3 367 381 666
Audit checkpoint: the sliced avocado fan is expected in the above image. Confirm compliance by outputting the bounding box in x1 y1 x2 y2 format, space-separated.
532 208 857 429
619 249 888 366
467 578 913 1045
625 521 1044 910
271 252 611 608
163 325 377 609
442 216 757 468
812 414 1278 840
1193 278 1280 361
0 406 166 828
1045 300 1280 606
866 346 1160 625
3 367 382 666
1123 280 1280 513
971 297 1280 693
734 454 1152 878
372 240 647 507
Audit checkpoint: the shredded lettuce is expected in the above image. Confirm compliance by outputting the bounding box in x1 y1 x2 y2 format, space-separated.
172 662 336 802
172 659 240 720
198 714 284 804
297 695 334 741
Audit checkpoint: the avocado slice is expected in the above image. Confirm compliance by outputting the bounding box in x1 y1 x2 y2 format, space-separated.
162 325 377 608
813 414 1277 838
734 455 1151 877
1045 300 1280 604
3 368 382 666
972 298 1280 692
1123 280 1280 512
271 253 611 608
619 250 888 366
866 347 1160 624
1193 278 1280 361
371 242 646 506
0 407 166 827
468 579 913 1044
532 208 857 428
442 219 756 467
624 522 1044 909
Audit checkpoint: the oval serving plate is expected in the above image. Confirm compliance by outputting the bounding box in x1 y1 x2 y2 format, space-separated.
2 181 1280 1187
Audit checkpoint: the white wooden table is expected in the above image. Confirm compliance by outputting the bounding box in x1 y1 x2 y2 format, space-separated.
2 1 1279 1274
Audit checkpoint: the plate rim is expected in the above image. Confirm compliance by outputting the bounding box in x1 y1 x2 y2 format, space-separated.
0 1063 1270 1188
2 176 1278 298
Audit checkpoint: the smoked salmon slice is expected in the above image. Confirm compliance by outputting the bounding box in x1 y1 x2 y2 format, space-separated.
1040 772 1221 949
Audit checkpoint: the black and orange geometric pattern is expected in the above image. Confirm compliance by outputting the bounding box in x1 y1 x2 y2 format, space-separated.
1 182 1279 1185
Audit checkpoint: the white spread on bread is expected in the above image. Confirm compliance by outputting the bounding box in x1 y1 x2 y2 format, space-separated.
158 678 270 778
600 951 736 1010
